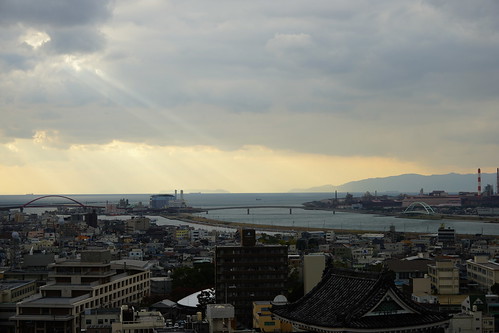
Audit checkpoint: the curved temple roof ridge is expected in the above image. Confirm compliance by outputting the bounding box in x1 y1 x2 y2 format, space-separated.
272 268 450 332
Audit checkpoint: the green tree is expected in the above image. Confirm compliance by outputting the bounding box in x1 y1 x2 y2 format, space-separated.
197 288 216 315
491 283 499 295
171 263 214 300
286 269 304 302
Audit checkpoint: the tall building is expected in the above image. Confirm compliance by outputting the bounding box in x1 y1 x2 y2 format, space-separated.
437 225 456 251
303 254 326 294
11 249 152 333
427 259 460 295
215 229 288 328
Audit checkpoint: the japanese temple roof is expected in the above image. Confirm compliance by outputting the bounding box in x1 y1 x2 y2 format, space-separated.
272 268 449 331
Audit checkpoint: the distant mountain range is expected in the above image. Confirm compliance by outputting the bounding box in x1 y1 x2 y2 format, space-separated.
290 172 498 194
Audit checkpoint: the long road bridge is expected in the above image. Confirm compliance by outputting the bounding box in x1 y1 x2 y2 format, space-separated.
0 195 105 211
202 205 306 214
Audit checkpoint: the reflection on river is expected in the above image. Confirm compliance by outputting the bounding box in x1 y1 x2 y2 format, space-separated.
194 208 499 235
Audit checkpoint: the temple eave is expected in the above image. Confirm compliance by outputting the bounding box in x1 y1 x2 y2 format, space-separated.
273 313 450 333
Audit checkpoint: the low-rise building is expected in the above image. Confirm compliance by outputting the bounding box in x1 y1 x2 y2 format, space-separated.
385 258 433 287
449 311 494 333
11 249 152 333
207 304 234 333
111 305 166 333
466 255 499 292
126 217 151 233
0 280 37 333
81 307 120 331
448 296 496 333
252 298 292 333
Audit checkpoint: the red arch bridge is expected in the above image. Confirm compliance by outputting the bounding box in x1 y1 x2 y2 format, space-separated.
0 195 105 211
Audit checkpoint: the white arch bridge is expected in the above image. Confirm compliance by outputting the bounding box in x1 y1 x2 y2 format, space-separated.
402 202 436 215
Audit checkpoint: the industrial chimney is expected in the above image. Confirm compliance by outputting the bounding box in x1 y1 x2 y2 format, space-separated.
477 168 482 197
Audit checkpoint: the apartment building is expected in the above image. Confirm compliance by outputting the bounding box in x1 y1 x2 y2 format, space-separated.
428 260 460 294
466 255 499 292
0 280 38 333
11 249 152 333
215 230 288 328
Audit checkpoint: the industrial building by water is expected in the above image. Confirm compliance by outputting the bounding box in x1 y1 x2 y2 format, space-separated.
150 190 187 209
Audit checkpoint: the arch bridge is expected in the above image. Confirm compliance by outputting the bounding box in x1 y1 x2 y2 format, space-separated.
0 195 104 211
402 202 436 215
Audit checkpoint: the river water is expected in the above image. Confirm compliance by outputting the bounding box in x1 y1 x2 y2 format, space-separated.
2 193 498 235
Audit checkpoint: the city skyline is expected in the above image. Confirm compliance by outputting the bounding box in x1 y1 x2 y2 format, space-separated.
1 1 499 194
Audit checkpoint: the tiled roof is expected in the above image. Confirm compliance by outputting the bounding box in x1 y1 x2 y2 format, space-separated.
272 268 449 330
385 259 434 272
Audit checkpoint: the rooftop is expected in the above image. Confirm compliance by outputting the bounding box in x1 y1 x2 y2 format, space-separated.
272 268 449 331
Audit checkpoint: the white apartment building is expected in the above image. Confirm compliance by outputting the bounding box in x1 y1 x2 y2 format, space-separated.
12 249 152 333
449 311 494 333
191 228 210 242
129 248 144 261
427 260 460 295
352 247 374 266
303 254 326 294
466 255 499 292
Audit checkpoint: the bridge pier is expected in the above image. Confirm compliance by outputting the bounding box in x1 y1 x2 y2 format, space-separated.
290 208 292 214
247 208 250 215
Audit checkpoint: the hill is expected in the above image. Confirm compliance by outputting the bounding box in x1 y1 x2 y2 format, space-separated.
291 172 497 194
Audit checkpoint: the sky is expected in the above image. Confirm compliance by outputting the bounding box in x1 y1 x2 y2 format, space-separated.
1 0 499 194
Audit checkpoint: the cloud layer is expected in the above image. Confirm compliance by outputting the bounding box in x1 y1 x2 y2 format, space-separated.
1 0 498 193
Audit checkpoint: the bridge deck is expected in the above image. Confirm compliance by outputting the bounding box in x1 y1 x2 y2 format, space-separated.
203 205 304 211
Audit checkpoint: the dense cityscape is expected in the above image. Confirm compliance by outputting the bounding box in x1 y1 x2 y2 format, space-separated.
2 0 499 332
0 184 498 333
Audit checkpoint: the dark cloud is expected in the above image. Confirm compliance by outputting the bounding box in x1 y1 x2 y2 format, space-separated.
0 0 113 27
0 0 113 56
0 53 32 71
43 27 106 54
426 0 499 29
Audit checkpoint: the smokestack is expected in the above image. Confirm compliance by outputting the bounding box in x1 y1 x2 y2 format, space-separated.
175 190 177 199
181 190 184 201
497 168 499 195
478 168 482 197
